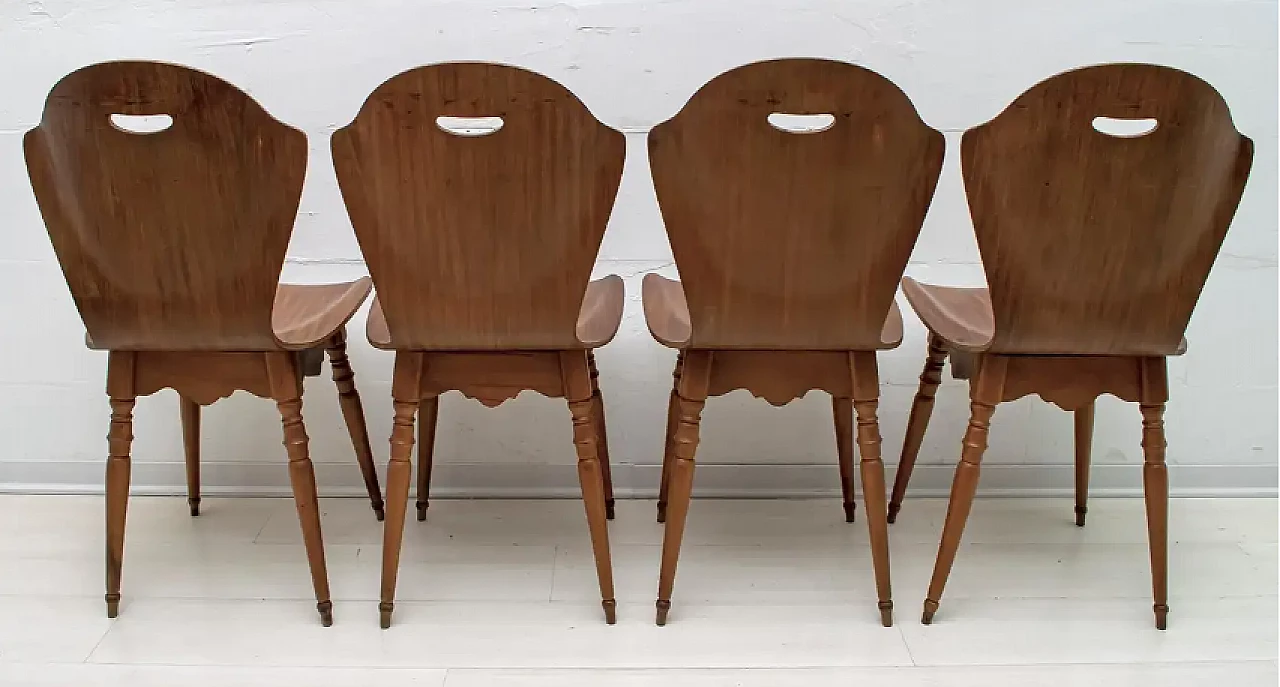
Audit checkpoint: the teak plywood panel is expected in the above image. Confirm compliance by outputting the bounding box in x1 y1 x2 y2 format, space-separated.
649 58 944 350
24 61 307 351
332 63 626 350
962 63 1253 356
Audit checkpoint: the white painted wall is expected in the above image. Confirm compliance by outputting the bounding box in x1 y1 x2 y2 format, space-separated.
0 0 1275 498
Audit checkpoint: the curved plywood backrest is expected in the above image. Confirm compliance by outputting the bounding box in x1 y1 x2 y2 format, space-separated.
332 63 625 350
24 61 306 351
649 59 944 350
963 63 1253 355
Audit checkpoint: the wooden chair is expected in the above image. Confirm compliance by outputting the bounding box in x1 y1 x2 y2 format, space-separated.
643 58 945 627
331 63 627 629
885 64 1253 630
24 61 385 627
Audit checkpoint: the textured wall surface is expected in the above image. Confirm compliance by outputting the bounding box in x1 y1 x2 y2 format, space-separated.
0 0 1275 497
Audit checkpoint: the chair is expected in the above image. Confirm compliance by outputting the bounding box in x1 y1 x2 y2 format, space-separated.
331 63 627 628
24 61 385 626
643 58 945 627
886 64 1253 630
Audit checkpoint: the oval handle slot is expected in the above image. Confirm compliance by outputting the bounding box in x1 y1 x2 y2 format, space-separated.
1091 116 1158 138
436 116 504 137
109 114 174 134
767 113 836 134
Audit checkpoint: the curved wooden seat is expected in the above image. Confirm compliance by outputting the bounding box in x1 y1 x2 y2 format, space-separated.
643 274 904 350
366 275 624 351
273 278 374 350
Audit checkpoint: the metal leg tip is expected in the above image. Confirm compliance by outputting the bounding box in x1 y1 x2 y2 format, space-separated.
188 498 200 517
602 599 617 625
105 594 120 619
656 502 667 524
887 503 900 525
606 500 616 521
379 602 394 629
1074 505 1087 527
878 601 894 627
655 599 671 626
921 600 938 625
415 503 428 522
317 601 333 627
373 504 386 522
1154 604 1169 630
844 502 856 523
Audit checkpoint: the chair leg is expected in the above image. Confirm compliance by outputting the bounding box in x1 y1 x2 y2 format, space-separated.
105 351 136 619
587 351 615 520
562 351 617 623
832 396 857 523
415 397 439 522
923 355 1006 625
381 352 423 629
180 396 201 517
889 332 947 524
265 352 332 627
850 352 893 626
657 351 684 523
326 330 385 521
656 350 710 626
1074 400 1095 527
1140 357 1170 630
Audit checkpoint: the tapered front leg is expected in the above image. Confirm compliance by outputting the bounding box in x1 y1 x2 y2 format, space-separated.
832 396 857 523
656 350 710 626
923 355 1006 625
327 329 384 521
180 396 200 516
1074 400 1095 526
657 351 684 523
587 351 615 520
1139 356 1170 630
380 352 423 629
561 351 617 623
415 397 439 522
104 351 136 618
889 332 947 524
266 353 332 626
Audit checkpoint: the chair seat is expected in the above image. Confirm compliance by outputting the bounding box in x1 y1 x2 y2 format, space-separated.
271 277 374 350
900 276 1187 355
366 275 626 350
641 274 904 350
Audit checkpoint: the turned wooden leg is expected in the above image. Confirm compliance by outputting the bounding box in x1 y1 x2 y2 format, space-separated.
850 352 893 626
587 351 615 520
180 396 200 517
657 351 684 523
656 350 710 626
563 351 617 623
381 352 423 629
832 396 857 523
1074 400 1095 527
327 330 384 521
923 355 1006 625
889 332 947 524
415 397 439 522
105 351 136 618
1140 357 1170 630
266 352 332 627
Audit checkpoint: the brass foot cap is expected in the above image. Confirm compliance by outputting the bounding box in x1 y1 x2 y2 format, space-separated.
188 498 201 517
887 503 901 525
655 599 671 626
844 502 856 523
373 505 386 522
878 601 894 627
606 500 616 521
379 602 394 629
602 599 617 625
105 594 120 619
416 502 428 522
1074 505 1087 527
921 600 939 625
317 601 333 627
656 502 667 524
1154 604 1169 630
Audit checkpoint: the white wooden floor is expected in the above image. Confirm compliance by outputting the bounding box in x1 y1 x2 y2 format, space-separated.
0 495 1274 685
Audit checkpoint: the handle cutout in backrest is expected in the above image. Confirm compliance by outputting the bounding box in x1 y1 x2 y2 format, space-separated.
109 113 174 134
436 116 504 137
767 113 836 134
1091 116 1158 138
